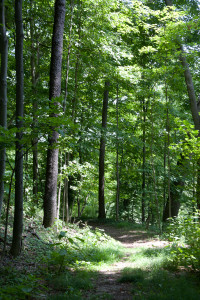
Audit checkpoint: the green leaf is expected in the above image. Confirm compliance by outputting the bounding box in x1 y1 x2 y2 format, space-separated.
58 231 67 240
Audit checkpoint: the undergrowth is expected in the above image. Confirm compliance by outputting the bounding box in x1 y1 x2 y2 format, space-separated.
0 215 124 299
118 246 200 300
164 210 200 270
0 216 200 299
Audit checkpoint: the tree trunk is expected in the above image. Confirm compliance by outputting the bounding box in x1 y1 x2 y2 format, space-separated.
72 2 81 123
72 49 80 122
30 0 39 204
163 182 182 221
179 47 200 132
165 0 200 210
64 153 69 223
116 84 120 221
43 0 66 228
0 0 8 218
63 0 74 113
142 98 146 223
196 158 200 210
150 100 161 232
163 134 167 215
57 152 63 220
166 91 171 218
57 181 61 219
98 81 110 219
10 0 24 257
62 1 74 221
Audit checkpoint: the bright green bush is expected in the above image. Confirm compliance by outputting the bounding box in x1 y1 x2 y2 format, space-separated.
166 210 200 270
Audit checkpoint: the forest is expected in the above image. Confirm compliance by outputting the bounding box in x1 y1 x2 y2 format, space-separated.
0 0 200 299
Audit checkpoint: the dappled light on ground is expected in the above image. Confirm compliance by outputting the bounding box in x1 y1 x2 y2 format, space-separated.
83 223 200 300
93 225 168 248
1 222 199 299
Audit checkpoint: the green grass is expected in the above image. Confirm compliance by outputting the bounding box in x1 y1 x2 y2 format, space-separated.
118 246 200 300
0 218 124 299
47 270 96 299
119 268 200 300
1 216 200 299
126 247 172 270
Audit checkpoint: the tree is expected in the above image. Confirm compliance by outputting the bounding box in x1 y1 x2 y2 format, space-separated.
116 84 120 221
30 0 39 204
0 0 199 233
0 0 8 218
10 0 24 257
98 81 110 219
164 0 200 210
43 0 66 228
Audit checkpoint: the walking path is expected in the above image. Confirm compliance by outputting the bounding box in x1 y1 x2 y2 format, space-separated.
84 224 168 299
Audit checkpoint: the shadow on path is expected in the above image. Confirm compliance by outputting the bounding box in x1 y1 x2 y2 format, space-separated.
90 223 167 249
83 223 161 299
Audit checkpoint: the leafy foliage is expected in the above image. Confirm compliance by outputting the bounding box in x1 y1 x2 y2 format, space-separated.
165 210 200 270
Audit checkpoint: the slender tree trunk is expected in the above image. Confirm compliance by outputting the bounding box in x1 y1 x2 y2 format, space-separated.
63 3 81 216
179 50 200 209
98 81 110 219
3 167 14 255
197 159 200 210
10 0 24 257
80 193 89 217
30 0 39 204
163 92 185 221
166 87 171 218
43 0 66 228
57 152 63 220
62 1 74 221
64 179 69 221
163 58 172 221
116 84 120 221
163 136 167 215
63 0 74 113
150 99 161 232
64 153 69 222
0 0 8 218
57 181 61 219
77 197 80 218
142 98 146 223
72 52 80 122
72 2 81 123
179 48 200 131
62 185 65 221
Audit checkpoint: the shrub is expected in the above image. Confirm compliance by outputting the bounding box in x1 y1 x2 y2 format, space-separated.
166 210 200 270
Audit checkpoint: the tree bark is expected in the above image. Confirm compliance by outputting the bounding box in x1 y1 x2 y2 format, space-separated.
64 152 69 222
179 47 200 132
98 81 110 219
142 98 146 223
116 84 120 221
166 94 171 218
196 158 200 210
10 0 24 257
150 100 161 232
30 0 39 204
63 0 74 113
43 0 66 228
163 155 185 221
0 0 8 218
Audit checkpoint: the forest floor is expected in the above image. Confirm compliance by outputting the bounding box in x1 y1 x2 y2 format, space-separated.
83 223 169 299
0 220 200 299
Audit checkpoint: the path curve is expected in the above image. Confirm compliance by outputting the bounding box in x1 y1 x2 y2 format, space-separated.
84 224 168 300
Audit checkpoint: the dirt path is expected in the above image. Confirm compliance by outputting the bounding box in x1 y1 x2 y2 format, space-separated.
84 224 168 300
